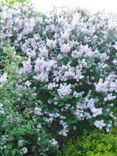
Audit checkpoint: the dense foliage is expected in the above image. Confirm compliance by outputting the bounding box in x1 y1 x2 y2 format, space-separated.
0 4 117 155
58 128 117 156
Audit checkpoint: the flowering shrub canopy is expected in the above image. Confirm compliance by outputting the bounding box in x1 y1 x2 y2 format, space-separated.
0 4 117 155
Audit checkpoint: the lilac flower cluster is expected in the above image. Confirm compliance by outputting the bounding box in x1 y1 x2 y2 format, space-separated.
0 73 7 86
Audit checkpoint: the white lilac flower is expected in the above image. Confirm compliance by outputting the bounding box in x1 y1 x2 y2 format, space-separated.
25 80 31 87
33 73 48 82
60 43 71 54
0 107 4 114
1 135 8 144
73 91 84 98
19 58 32 74
79 44 93 58
34 58 55 82
71 13 81 28
109 112 114 118
47 82 58 90
34 107 42 116
74 68 84 82
99 53 109 62
63 69 75 80
95 78 108 92
49 113 60 118
95 74 117 93
113 58 117 65
59 120 68 136
91 107 102 117
44 117 53 124
74 97 96 120
61 31 70 40
59 129 68 137
21 147 28 154
72 50 80 58
37 124 42 129
46 39 56 48
94 120 106 129
18 140 24 147
39 47 48 58
0 103 4 114
104 93 116 101
49 139 58 146
0 103 3 108
0 73 7 84
57 83 72 98
64 104 70 110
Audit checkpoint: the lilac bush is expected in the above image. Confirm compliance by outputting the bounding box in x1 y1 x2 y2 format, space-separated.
1 4 117 155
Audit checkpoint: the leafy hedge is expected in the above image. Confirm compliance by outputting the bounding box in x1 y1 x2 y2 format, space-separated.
0 4 117 156
58 127 117 156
